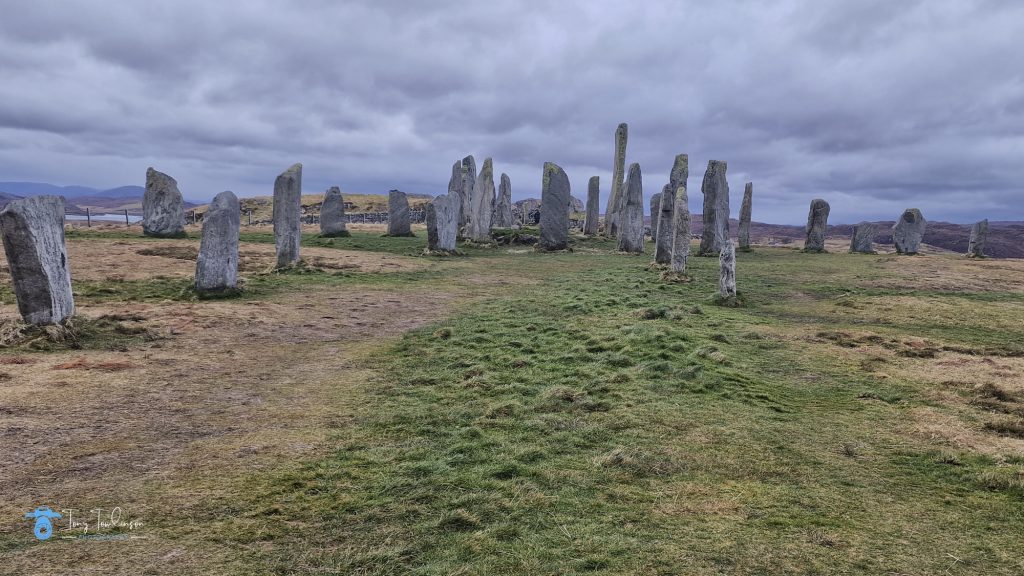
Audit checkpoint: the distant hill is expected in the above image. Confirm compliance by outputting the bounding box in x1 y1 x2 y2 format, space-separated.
0 182 197 216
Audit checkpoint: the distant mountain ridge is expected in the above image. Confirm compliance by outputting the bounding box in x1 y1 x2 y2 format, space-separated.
0 181 144 199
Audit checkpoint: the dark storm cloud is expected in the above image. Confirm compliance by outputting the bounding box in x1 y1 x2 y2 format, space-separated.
0 0 1021 223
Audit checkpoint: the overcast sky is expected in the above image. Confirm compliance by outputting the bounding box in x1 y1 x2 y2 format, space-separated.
1 0 1021 224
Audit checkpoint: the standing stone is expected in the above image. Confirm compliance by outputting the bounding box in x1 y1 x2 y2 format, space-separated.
0 196 74 325
849 222 877 254
719 241 737 298
143 167 186 238
458 155 477 234
803 199 831 252
583 176 600 235
617 163 645 253
893 208 926 254
649 193 662 241
387 190 413 236
319 186 349 237
538 162 571 251
656 154 687 265
670 174 691 274
273 163 302 268
697 161 730 256
447 160 463 225
967 219 988 258
468 158 496 241
603 123 628 236
425 201 439 251
494 173 513 228
738 182 753 251
428 194 459 252
195 191 240 293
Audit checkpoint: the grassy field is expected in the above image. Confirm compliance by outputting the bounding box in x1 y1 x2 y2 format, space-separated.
1 228 1023 575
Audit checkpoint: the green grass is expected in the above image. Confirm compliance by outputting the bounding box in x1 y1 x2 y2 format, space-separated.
5 230 1023 573
201 244 1024 574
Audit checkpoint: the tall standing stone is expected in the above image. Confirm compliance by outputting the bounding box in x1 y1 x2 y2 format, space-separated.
670 176 691 274
967 219 988 258
468 158 496 241
583 176 600 235
319 186 349 237
427 194 459 253
738 182 753 251
387 190 413 236
494 173 513 228
273 163 302 268
0 196 74 325
697 161 730 256
656 154 687 265
893 208 926 254
143 167 186 238
603 123 628 236
803 199 830 252
719 240 737 298
458 155 477 234
649 193 662 241
425 201 439 251
849 222 877 254
195 191 240 294
538 162 571 251
447 160 463 225
617 163 645 253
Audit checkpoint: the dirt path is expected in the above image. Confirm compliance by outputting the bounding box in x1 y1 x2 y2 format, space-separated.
0 241 458 573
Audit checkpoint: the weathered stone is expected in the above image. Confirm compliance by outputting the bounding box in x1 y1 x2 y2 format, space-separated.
387 190 413 236
670 175 691 274
967 219 988 258
656 154 688 265
447 160 463 225
538 162 571 251
604 123 628 236
849 222 877 254
583 176 600 235
738 182 753 250
428 194 459 252
195 191 240 293
143 167 186 238
319 186 349 237
617 163 645 253
425 201 439 250
494 173 513 228
0 196 74 325
719 240 737 298
273 163 302 268
893 208 926 254
468 158 495 241
803 198 830 252
649 192 661 241
458 155 477 233
697 160 730 256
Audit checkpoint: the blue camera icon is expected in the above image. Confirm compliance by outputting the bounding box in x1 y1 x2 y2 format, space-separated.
25 506 62 540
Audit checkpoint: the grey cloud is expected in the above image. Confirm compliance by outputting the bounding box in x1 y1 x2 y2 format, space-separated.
0 0 1022 223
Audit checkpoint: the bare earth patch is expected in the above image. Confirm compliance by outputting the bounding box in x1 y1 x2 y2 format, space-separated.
0 238 454 573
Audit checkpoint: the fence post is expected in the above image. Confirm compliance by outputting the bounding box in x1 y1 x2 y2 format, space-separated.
86 207 91 228
125 209 130 227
